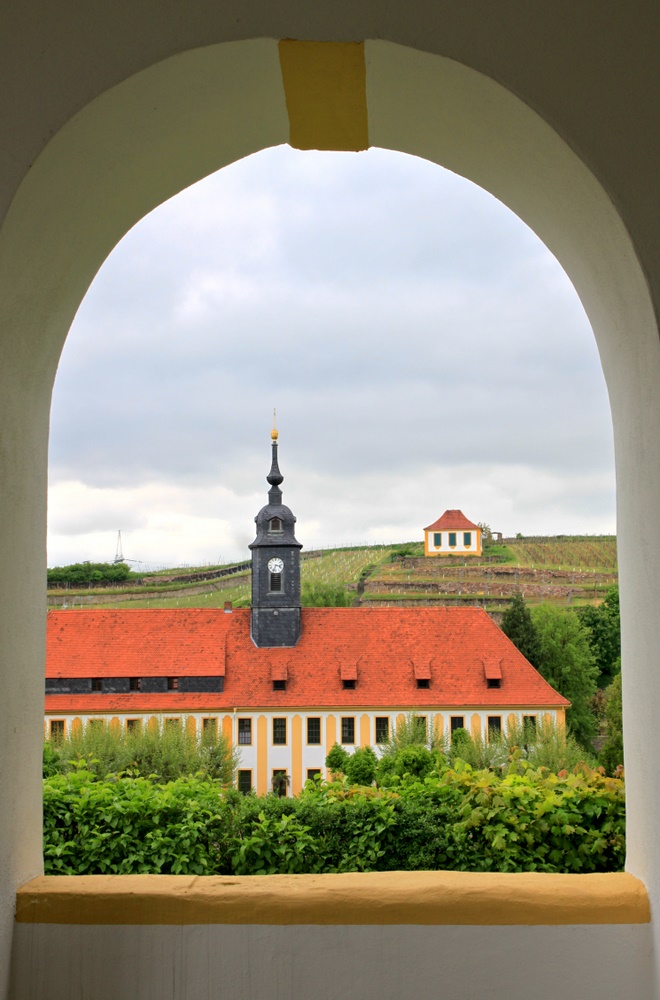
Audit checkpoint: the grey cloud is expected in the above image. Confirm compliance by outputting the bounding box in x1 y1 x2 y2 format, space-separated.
48 145 615 564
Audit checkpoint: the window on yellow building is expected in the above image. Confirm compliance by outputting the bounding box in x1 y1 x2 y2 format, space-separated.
238 718 252 745
272 769 288 797
306 768 322 782
464 532 472 546
449 532 457 547
202 717 218 740
307 717 321 744
487 716 502 739
375 717 389 743
273 718 287 744
237 770 253 794
341 717 355 744
450 715 465 734
50 719 64 743
523 715 537 735
126 719 141 734
433 532 441 546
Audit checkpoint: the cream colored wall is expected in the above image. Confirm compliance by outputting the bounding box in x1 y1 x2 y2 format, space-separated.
1 6 660 998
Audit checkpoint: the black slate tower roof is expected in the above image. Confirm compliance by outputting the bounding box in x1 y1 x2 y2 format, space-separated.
249 427 302 647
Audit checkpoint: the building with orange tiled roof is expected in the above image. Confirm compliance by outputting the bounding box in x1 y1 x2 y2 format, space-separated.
45 438 567 795
423 509 482 557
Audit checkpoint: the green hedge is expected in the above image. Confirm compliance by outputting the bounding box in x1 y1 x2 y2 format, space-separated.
43 761 625 876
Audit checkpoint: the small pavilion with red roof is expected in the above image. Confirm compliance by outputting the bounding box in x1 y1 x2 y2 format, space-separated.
423 509 482 557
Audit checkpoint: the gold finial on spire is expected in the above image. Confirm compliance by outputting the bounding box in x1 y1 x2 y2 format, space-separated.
271 408 279 441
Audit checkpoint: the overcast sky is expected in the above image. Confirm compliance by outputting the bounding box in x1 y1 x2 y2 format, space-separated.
47 145 616 570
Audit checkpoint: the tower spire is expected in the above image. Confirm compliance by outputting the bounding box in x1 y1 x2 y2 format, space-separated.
267 408 283 503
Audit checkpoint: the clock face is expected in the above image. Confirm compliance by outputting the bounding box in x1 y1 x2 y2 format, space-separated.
267 557 284 573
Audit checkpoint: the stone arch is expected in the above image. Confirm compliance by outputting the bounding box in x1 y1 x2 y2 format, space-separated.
1 36 659 976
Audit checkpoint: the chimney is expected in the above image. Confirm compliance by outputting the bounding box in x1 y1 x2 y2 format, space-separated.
224 601 233 613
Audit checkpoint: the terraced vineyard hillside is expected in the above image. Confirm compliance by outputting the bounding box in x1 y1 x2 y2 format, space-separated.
505 537 617 571
360 537 617 615
47 536 617 613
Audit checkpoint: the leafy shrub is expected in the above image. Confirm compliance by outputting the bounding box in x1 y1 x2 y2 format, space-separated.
377 745 440 785
47 561 134 587
44 768 235 875
231 811 322 874
43 761 625 876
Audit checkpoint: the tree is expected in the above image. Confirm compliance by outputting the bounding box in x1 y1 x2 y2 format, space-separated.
501 590 541 668
325 742 350 775
345 746 378 785
599 670 623 775
578 586 621 687
530 604 599 749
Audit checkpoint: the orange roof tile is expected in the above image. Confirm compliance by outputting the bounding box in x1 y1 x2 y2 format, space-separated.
45 607 568 712
47 609 228 677
424 510 480 532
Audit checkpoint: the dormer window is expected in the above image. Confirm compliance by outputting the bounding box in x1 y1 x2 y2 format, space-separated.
269 517 283 532
340 662 358 688
412 661 432 688
270 664 288 692
483 658 503 688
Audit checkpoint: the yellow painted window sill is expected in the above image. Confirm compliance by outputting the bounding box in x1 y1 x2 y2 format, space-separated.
16 872 649 926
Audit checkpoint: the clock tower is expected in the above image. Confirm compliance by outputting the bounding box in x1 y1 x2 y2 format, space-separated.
249 425 302 647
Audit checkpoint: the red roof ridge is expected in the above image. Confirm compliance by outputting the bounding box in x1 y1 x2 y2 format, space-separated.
423 509 480 532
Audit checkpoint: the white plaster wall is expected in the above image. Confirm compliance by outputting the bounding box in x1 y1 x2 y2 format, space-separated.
426 529 479 554
10 923 652 1000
